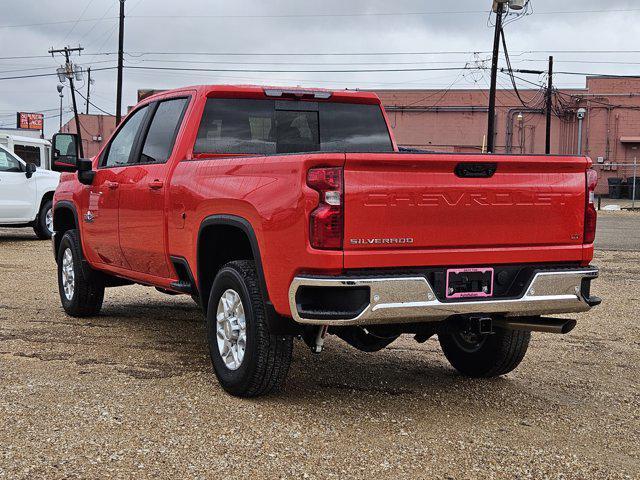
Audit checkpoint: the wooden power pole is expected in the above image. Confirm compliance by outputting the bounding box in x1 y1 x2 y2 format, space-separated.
487 1 505 153
49 46 84 157
116 0 125 125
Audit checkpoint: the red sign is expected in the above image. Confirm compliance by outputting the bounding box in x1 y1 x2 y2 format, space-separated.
16 112 44 130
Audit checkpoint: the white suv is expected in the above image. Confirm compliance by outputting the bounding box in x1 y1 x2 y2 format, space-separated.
0 145 60 239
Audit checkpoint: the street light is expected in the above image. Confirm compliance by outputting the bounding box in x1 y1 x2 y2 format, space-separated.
492 0 525 11
57 84 64 131
577 108 587 156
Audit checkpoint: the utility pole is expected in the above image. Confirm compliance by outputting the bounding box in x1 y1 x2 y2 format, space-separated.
487 1 506 153
86 67 91 115
49 46 84 157
545 56 554 154
116 0 125 125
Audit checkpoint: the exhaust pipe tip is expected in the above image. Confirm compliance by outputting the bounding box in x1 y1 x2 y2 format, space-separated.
496 317 578 334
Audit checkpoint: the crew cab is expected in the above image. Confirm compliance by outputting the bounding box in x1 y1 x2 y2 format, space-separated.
0 144 59 238
51 85 600 397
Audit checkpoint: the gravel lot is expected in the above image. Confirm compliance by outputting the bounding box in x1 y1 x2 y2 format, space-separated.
0 215 638 479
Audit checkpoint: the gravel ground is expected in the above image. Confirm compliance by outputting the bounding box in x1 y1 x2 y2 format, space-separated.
596 211 640 251
0 227 638 479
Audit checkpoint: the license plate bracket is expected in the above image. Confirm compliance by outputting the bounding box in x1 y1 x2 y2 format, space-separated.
446 268 494 299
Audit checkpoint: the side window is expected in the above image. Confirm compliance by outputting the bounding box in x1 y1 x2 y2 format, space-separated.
13 145 41 166
102 105 148 167
194 99 275 155
0 149 21 172
139 98 188 164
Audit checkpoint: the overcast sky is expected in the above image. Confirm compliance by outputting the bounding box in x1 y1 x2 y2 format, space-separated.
1 0 639 136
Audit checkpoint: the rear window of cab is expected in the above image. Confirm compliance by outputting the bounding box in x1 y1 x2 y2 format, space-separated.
194 98 393 155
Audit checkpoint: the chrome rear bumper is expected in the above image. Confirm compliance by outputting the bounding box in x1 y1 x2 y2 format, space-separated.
288 268 599 326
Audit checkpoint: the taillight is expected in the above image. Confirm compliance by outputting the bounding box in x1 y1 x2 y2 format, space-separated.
584 169 598 244
307 167 343 250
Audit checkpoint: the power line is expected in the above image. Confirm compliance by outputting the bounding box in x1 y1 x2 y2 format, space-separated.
0 111 70 128
124 65 487 74
0 52 116 61
0 107 61 119
2 56 640 72
78 3 117 46
123 65 463 87
0 66 116 81
2 8 637 28
500 27 545 109
124 58 490 66
0 60 116 75
126 11 489 19
73 89 114 115
501 72 640 113
521 59 640 66
1 49 640 62
555 71 640 77
0 18 117 29
124 50 496 58
123 49 640 58
63 0 98 43
98 8 640 19
508 66 640 78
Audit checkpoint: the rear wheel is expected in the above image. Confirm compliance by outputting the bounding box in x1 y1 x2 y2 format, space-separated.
33 200 53 240
206 260 293 397
439 324 531 378
57 229 105 317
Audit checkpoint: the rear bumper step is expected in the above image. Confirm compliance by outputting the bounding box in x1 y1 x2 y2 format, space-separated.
288 268 599 326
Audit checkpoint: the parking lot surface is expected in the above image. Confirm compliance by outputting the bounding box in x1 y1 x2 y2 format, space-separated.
596 211 640 251
0 217 638 479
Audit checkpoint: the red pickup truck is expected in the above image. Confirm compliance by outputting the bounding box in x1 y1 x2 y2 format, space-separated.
51 85 600 397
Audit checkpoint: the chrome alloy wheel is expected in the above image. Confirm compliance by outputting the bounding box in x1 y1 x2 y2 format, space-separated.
61 248 75 301
45 208 53 234
216 289 247 371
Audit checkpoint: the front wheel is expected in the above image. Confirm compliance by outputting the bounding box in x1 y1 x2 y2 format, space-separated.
57 229 105 317
206 260 293 397
439 325 531 378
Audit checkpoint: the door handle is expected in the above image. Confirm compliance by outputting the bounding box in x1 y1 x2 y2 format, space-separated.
106 181 119 190
148 180 164 190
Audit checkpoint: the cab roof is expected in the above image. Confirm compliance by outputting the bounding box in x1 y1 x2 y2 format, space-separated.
141 84 383 105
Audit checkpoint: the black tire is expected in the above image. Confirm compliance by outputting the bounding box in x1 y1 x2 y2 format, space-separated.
206 260 293 397
439 326 531 378
33 199 53 240
57 229 104 317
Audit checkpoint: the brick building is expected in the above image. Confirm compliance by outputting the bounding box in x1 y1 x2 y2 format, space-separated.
60 114 116 158
377 76 640 195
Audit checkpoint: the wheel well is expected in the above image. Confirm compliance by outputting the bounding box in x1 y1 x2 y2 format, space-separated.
198 224 255 312
39 191 54 211
53 205 78 257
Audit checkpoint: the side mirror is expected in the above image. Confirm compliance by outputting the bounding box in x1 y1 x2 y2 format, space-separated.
51 133 79 172
25 162 36 179
77 158 95 186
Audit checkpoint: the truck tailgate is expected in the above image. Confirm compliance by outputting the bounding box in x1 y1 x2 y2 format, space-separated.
343 153 589 268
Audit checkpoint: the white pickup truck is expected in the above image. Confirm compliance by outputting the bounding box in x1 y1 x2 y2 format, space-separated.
0 144 59 239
